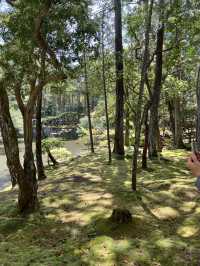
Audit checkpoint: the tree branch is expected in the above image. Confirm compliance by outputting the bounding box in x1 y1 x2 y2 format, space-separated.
145 73 152 98
14 84 25 116
34 0 61 69
45 72 67 84
5 0 16 7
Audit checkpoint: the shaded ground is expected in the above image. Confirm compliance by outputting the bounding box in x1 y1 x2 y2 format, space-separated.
0 149 199 265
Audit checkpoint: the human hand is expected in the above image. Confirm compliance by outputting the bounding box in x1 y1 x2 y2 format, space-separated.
187 153 200 177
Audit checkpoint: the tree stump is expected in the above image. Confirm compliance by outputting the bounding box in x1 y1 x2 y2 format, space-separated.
110 208 132 224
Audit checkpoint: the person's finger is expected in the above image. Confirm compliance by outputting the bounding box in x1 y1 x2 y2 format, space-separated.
188 156 194 163
187 157 193 168
191 153 198 163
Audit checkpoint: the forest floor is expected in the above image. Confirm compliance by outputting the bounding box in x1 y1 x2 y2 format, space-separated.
0 149 200 266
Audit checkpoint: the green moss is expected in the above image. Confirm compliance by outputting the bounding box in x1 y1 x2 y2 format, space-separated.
0 149 199 265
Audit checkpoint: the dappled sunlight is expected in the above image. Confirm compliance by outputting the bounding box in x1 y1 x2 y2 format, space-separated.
83 236 116 265
155 238 174 249
179 201 197 213
1 149 200 265
151 206 180 220
177 225 199 238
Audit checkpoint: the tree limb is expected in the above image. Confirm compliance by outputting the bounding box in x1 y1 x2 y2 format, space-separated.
34 0 61 69
14 83 25 116
5 0 16 7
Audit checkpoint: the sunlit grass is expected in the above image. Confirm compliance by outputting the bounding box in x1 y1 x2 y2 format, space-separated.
0 148 200 265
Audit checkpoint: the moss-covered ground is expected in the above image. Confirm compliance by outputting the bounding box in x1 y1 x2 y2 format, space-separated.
0 149 199 266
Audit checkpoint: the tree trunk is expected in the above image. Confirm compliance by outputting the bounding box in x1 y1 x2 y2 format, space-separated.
113 0 125 157
102 11 112 163
77 92 81 119
196 66 200 150
23 110 38 210
142 124 149 169
125 85 130 147
132 0 153 191
173 24 185 149
174 96 185 148
0 84 38 213
36 89 47 180
142 102 151 169
83 50 94 153
125 107 130 147
48 150 58 166
167 99 175 146
148 24 164 159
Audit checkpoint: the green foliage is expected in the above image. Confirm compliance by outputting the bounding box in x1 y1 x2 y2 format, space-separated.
10 104 23 130
42 112 79 125
42 138 62 153
51 147 72 161
76 126 88 137
164 75 189 97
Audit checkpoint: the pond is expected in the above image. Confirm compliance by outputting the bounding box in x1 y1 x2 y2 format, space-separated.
0 139 88 191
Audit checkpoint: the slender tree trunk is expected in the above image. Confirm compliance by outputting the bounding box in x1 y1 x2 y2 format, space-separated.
83 51 94 153
196 66 200 150
148 24 164 159
142 124 149 169
36 89 46 180
102 11 112 163
48 150 58 166
142 101 151 169
174 96 185 148
77 92 81 119
167 99 175 145
125 86 130 147
36 50 46 180
0 84 38 213
132 0 154 191
113 0 125 157
173 24 185 149
125 108 130 147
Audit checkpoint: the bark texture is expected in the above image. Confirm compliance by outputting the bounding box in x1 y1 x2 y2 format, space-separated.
132 0 153 191
102 11 112 163
0 84 38 213
113 0 125 157
167 99 175 145
148 24 164 159
196 66 200 150
36 89 46 180
47 150 58 166
174 96 185 148
83 51 94 153
142 101 151 169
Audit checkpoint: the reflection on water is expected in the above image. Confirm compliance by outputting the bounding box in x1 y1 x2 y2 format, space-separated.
0 139 88 190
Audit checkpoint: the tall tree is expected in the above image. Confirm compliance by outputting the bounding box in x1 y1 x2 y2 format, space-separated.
174 31 185 149
148 0 165 159
196 66 200 149
0 0 97 212
36 50 46 181
0 82 38 212
101 10 112 163
131 0 154 191
83 50 95 153
113 0 125 157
